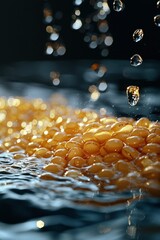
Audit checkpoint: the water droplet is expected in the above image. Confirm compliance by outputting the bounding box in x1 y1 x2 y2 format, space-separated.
113 0 124 12
126 86 140 106
132 29 144 42
157 1 160 8
154 15 160 27
130 54 143 67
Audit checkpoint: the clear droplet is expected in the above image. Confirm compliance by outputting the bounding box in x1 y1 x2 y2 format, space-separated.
157 1 160 8
130 54 143 67
133 29 144 42
154 15 160 27
126 86 140 106
113 0 124 12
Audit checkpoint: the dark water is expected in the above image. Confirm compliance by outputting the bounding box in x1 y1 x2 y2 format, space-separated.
0 60 160 240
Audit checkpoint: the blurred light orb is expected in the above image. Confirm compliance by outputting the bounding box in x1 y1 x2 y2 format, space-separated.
74 0 83 6
57 46 66 55
46 46 53 55
50 33 59 41
98 81 108 92
104 36 113 46
72 19 82 30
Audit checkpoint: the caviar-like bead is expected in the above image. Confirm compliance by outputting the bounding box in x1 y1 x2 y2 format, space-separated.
125 136 145 148
116 177 131 190
94 131 111 143
13 153 26 160
111 121 128 132
82 132 96 142
105 138 123 153
65 141 81 149
53 132 68 141
64 122 79 133
112 132 129 142
54 148 68 158
33 147 50 158
103 153 123 164
142 143 160 154
122 145 140 160
87 163 105 173
146 133 160 144
83 140 100 154
39 173 56 180
87 155 103 165
43 163 63 174
8 145 23 152
136 117 150 128
115 160 131 174
142 166 160 179
51 156 67 167
64 169 83 178
68 156 86 168
67 146 84 160
131 127 149 138
97 168 114 178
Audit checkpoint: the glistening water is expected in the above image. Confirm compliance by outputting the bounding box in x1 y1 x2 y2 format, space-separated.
0 61 160 240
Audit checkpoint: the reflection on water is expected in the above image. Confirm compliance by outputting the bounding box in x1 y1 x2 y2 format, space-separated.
0 61 160 240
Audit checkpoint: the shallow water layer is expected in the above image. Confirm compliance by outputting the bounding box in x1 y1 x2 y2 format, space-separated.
0 60 160 240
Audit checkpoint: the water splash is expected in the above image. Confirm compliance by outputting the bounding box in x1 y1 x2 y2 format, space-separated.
126 86 140 106
132 29 144 42
130 54 143 67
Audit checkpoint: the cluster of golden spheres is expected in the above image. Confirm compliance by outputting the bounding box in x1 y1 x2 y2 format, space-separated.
0 96 160 194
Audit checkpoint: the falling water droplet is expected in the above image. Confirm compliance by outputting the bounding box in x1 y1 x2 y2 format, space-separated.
126 86 140 106
130 54 143 67
157 1 160 8
113 0 124 12
154 15 160 27
133 29 144 42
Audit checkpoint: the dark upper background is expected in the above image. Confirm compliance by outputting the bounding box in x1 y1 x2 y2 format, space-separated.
0 0 159 62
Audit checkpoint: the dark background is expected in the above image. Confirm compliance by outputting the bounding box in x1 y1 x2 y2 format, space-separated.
0 0 159 61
